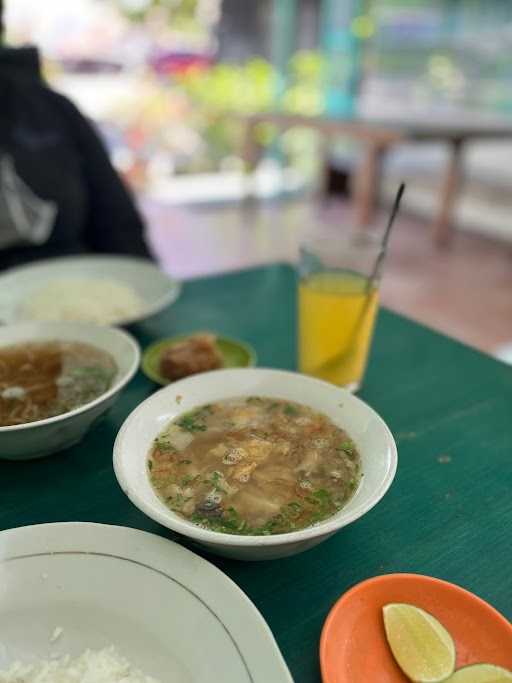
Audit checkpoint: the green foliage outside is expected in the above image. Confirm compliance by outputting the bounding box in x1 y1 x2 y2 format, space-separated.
173 50 328 175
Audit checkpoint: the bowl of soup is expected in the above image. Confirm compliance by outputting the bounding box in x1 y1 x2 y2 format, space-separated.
0 322 140 460
114 368 397 560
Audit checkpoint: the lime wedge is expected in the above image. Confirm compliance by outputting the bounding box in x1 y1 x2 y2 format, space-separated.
446 664 512 682
383 602 456 683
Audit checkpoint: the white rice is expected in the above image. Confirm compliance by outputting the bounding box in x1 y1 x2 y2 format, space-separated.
21 278 144 325
0 646 161 683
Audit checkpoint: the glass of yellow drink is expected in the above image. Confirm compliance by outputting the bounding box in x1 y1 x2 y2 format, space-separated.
298 234 382 391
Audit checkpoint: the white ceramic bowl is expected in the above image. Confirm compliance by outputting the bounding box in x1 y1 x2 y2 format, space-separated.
0 255 181 326
0 322 140 460
114 368 397 561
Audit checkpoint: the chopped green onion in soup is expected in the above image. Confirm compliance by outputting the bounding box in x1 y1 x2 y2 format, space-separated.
148 397 361 536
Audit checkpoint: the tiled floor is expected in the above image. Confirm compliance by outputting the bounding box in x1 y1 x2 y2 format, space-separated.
143 198 512 356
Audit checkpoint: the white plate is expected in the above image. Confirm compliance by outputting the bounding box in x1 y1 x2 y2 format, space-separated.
0 523 292 683
0 255 181 326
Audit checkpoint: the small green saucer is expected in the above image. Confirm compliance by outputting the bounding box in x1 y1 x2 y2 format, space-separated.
142 334 257 385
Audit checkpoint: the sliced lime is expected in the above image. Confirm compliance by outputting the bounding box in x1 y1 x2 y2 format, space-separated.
446 664 512 683
383 602 456 683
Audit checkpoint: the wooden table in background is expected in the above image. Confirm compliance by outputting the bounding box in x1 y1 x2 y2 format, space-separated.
241 113 512 246
1 264 511 682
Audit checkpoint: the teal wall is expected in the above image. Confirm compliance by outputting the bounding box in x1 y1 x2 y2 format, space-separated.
269 0 364 117
319 0 363 117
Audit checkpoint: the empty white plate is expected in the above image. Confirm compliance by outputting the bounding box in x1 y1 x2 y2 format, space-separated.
0 523 292 682
0 255 181 325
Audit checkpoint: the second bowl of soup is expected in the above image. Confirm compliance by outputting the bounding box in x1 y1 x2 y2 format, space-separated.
0 322 140 460
114 368 397 560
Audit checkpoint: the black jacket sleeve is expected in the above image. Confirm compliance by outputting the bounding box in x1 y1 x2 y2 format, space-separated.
53 93 153 260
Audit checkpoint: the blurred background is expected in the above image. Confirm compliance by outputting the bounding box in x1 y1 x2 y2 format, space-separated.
5 0 512 358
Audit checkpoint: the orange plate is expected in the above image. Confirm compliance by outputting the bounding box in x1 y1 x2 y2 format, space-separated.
320 573 512 683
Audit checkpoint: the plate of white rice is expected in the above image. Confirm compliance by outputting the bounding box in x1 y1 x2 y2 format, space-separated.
0 523 292 683
0 256 181 326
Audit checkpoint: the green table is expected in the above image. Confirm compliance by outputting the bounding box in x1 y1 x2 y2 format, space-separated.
1 264 511 682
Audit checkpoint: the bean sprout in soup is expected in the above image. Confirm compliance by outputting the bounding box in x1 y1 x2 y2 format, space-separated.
0 341 117 427
148 397 361 535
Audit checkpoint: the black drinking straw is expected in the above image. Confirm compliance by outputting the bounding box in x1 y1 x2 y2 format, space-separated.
368 181 405 287
318 182 406 375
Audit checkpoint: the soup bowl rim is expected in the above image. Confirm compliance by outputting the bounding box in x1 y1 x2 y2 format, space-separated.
0 322 140 433
114 367 398 548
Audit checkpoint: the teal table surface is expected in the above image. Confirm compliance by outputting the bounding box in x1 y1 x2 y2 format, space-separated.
1 264 511 682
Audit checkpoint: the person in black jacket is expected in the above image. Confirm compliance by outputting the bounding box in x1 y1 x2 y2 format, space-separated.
0 4 152 271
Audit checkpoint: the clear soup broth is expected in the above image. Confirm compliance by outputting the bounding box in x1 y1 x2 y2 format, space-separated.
149 397 361 535
0 341 117 427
